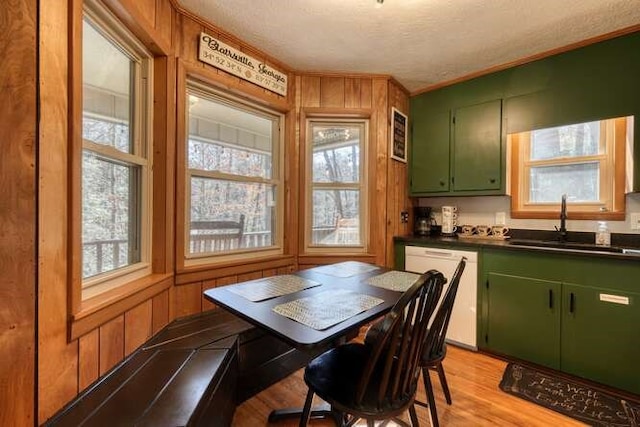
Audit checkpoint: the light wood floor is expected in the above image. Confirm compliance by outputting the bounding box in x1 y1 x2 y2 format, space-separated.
232 344 585 426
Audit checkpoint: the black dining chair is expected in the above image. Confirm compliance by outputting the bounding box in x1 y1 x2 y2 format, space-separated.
415 257 467 427
299 270 446 427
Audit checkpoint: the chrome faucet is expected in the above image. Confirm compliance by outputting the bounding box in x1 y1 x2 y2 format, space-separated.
556 194 568 242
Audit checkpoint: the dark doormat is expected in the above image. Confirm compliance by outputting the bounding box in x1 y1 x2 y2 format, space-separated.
499 363 640 427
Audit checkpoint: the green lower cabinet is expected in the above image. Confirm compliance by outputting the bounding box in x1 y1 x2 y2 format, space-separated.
486 273 561 369
561 283 640 395
482 249 640 395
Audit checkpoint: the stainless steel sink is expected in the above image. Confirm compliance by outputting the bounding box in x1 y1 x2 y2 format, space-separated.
509 239 625 253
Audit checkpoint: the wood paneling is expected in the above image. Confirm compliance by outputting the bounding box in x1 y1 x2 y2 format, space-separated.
124 300 153 356
386 81 411 267
202 279 217 311
78 330 100 391
372 78 389 266
38 0 80 423
0 1 37 424
32 0 412 422
152 289 170 333
301 76 321 107
99 316 125 375
174 282 203 318
320 77 345 108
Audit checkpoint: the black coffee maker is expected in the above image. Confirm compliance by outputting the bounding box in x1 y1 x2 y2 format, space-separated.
414 207 434 236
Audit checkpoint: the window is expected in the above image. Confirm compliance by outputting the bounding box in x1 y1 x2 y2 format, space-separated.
305 118 368 251
185 83 283 262
509 116 630 219
81 5 152 299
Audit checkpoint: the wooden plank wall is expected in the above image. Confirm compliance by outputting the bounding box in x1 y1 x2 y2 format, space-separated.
32 0 411 425
37 0 177 423
296 74 410 268
0 1 37 425
386 81 412 267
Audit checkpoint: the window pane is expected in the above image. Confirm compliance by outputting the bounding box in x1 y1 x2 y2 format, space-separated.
188 138 271 179
530 121 600 160
189 177 275 254
188 94 273 179
82 151 140 278
83 19 133 153
312 125 361 184
529 163 599 203
311 190 360 246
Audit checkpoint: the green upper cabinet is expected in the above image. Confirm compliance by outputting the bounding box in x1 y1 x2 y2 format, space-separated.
452 100 502 191
409 99 503 196
409 32 640 192
410 109 450 193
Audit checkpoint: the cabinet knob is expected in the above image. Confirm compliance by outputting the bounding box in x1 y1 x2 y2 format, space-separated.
490 178 496 184
440 180 445 187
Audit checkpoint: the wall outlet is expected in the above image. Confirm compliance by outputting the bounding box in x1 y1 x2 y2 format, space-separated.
631 213 640 230
400 211 409 223
495 211 506 225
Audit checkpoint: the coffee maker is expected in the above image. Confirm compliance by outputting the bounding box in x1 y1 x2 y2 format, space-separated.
413 207 434 236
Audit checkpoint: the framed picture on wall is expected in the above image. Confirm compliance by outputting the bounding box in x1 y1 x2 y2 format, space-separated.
390 108 407 163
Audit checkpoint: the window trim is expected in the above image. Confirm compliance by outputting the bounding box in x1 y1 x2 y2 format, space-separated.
303 112 370 254
509 117 627 220
182 80 285 267
70 0 154 314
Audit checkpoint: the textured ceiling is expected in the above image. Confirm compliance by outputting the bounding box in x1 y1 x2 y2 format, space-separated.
179 0 640 93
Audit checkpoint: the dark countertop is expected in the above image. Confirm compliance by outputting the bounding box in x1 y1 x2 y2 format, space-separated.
395 229 640 261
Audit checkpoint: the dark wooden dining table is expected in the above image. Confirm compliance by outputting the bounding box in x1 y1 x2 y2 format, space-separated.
203 262 406 423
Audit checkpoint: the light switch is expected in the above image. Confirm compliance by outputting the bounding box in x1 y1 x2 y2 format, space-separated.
495 212 506 225
631 213 640 230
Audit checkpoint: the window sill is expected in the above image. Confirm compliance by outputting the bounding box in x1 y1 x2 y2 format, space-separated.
176 254 296 285
69 273 173 341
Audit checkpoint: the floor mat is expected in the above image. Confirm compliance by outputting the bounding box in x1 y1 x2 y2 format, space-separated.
499 363 640 427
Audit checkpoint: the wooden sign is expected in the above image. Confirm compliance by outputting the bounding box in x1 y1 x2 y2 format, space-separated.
198 33 288 96
391 107 407 162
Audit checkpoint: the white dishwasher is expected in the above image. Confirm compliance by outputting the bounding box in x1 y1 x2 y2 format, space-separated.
405 246 478 350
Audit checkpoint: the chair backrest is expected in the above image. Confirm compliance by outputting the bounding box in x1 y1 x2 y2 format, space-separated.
422 257 466 362
356 270 446 407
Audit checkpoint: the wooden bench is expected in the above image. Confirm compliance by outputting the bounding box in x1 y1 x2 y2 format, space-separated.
45 310 314 426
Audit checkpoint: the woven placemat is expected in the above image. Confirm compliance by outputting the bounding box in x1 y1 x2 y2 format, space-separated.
226 275 320 302
500 363 640 426
312 261 380 278
272 289 383 330
367 270 421 292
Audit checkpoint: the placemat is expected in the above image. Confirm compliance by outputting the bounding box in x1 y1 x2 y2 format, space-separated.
272 289 383 330
500 363 640 426
226 275 321 302
312 261 380 278
367 270 421 292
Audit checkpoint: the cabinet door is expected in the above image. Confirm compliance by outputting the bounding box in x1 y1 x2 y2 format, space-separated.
410 110 450 194
452 100 502 191
561 283 640 395
486 273 561 369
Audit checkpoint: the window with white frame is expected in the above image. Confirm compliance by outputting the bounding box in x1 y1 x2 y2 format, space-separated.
81 5 152 298
509 116 631 218
185 84 283 261
306 119 368 251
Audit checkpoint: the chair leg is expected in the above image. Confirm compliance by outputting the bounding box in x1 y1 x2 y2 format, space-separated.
422 367 439 427
299 389 315 427
409 404 420 427
435 362 452 405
